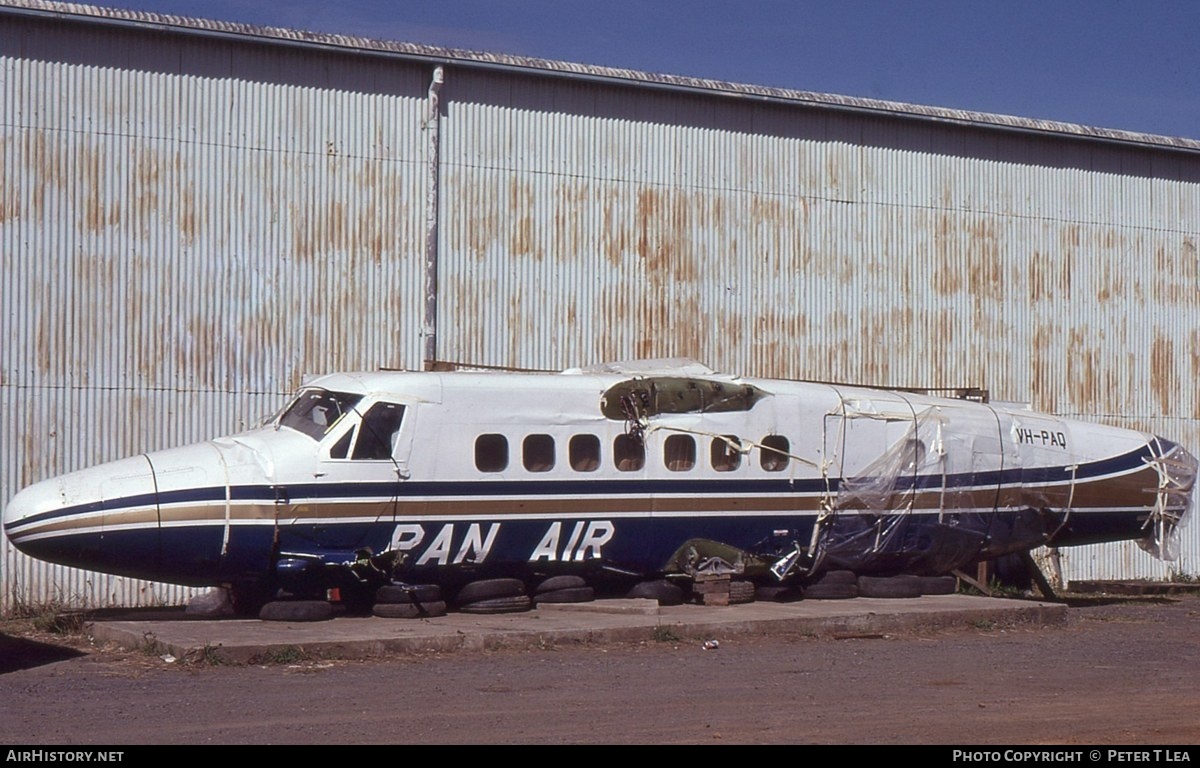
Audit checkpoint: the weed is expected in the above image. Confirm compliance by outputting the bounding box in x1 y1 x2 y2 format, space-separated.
653 625 681 643
139 632 163 656
9 597 87 636
188 642 232 666
253 646 307 665
970 618 996 631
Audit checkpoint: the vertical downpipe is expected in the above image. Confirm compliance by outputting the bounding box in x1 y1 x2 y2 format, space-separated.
422 66 445 370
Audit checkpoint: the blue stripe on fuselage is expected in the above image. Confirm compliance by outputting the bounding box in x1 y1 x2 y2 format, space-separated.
5 445 1155 531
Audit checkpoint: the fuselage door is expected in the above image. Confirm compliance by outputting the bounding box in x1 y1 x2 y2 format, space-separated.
271 391 408 563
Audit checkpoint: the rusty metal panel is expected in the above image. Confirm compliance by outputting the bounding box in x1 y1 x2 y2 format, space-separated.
1 32 428 396
1 15 430 609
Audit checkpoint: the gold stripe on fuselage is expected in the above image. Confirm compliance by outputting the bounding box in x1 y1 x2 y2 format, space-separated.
17 467 1160 539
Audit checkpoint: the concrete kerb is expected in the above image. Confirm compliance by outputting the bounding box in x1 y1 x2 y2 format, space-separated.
85 594 1067 663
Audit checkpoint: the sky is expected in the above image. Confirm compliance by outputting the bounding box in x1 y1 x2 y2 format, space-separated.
74 0 1200 140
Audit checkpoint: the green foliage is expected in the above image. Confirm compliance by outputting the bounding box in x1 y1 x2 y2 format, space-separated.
652 625 681 643
251 646 307 665
1168 570 1198 584
8 596 87 635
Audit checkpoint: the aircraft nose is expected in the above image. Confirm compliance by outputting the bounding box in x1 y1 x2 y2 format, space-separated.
2 456 160 572
3 478 60 547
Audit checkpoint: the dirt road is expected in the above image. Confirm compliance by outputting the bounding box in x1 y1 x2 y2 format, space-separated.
1 593 1198 744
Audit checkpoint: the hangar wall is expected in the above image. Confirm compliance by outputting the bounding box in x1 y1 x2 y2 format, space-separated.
0 6 430 609
3 1 1199 609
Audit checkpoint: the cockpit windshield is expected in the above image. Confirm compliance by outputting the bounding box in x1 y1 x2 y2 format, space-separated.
278 389 363 440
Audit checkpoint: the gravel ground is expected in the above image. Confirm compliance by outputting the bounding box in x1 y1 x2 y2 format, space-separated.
1 592 1198 745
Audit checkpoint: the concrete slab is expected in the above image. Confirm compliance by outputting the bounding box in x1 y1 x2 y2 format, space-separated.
87 594 1067 664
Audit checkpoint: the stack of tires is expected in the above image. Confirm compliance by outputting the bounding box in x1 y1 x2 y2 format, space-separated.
372 584 447 618
856 574 958 597
801 570 858 599
754 584 803 602
533 575 595 605
454 578 532 614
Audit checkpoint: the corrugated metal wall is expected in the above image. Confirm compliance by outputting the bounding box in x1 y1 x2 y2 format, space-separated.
1 13 428 610
3 5 1199 610
436 70 1200 582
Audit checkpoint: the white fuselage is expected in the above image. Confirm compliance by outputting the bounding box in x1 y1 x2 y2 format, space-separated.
4 366 1195 591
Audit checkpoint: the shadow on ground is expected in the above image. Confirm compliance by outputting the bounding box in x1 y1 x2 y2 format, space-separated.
0 633 86 674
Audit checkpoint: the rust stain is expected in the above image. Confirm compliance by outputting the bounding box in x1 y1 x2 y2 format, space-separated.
28 129 48 220
291 198 313 261
1151 237 1199 306
34 303 53 374
509 178 536 258
1030 324 1057 412
81 144 105 233
1066 329 1099 413
0 135 14 225
135 148 161 221
600 187 625 267
328 200 346 253
932 213 962 295
636 187 698 286
635 187 659 271
1150 335 1177 414
465 171 499 261
966 219 1002 302
1190 329 1200 419
177 151 196 247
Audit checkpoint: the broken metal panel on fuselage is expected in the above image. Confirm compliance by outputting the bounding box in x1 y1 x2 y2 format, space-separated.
817 388 999 574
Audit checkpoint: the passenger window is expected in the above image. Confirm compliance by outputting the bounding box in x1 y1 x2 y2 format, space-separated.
569 434 601 472
664 435 695 471
523 434 555 472
711 435 742 471
614 434 645 472
760 435 790 472
352 402 406 460
475 434 508 472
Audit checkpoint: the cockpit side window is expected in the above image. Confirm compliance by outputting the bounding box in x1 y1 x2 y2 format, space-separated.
352 402 406 460
279 389 364 440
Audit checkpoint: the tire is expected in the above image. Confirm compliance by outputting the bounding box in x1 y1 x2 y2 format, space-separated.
802 582 858 600
375 584 443 604
754 585 803 602
626 580 685 606
534 587 595 604
373 602 421 619
811 569 857 586
373 600 447 619
259 599 333 622
535 575 588 594
457 595 533 614
729 580 756 605
857 575 922 599
455 578 526 606
917 575 958 595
